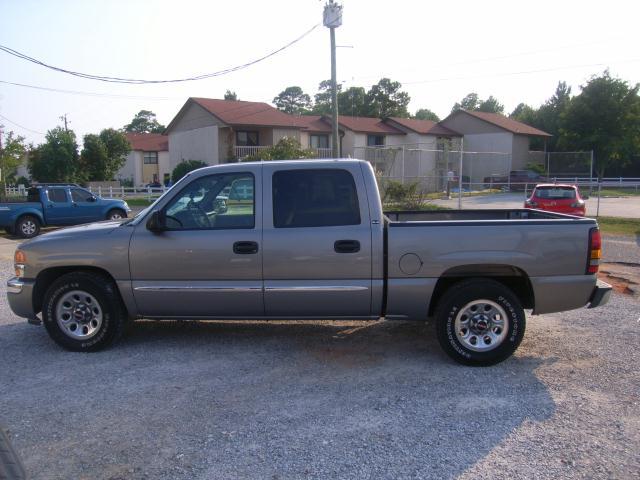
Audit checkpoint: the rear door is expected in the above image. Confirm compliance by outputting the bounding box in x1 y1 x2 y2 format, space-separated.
262 164 373 318
43 188 75 225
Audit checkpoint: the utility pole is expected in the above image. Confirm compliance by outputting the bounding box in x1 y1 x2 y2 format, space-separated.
59 114 69 132
323 0 342 158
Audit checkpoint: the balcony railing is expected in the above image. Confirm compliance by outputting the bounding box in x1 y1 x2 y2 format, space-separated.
234 146 335 160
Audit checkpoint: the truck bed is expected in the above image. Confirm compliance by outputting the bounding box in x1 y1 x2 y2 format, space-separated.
384 208 590 223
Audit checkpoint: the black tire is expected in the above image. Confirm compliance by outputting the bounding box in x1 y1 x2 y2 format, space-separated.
106 209 127 220
435 279 526 366
42 271 127 352
15 215 40 239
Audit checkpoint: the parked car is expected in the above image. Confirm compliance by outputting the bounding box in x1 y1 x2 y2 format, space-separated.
525 184 586 216
0 184 131 238
484 170 548 191
7 160 610 366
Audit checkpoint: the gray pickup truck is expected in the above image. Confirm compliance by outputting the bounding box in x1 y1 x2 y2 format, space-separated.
7 159 611 365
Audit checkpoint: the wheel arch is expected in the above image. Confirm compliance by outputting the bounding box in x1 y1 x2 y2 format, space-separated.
14 211 43 228
33 266 130 318
428 264 535 317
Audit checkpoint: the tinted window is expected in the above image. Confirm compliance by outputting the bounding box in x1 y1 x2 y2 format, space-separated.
71 188 93 202
47 189 68 203
273 169 360 228
164 173 254 230
534 187 576 199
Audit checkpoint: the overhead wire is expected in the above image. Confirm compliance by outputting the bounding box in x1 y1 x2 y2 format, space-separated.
0 113 44 135
0 24 320 84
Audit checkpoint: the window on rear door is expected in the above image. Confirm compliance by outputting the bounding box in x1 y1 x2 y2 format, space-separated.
272 169 361 228
47 189 68 203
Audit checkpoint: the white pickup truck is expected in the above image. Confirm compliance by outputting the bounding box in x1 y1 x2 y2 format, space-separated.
7 159 611 365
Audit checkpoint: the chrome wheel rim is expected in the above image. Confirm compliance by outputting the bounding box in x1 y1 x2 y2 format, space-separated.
21 220 36 236
109 212 122 220
454 299 508 352
55 290 103 340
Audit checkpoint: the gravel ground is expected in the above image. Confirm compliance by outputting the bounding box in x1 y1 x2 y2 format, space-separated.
1 257 639 479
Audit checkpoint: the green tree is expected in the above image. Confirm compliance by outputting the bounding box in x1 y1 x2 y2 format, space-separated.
123 110 165 134
559 72 640 176
413 108 440 121
245 137 315 161
338 86 367 116
510 103 537 123
28 127 79 182
478 95 504 113
273 86 312 114
452 93 480 112
312 80 341 115
224 90 238 101
365 78 410 118
80 129 131 181
0 131 27 188
172 160 208 183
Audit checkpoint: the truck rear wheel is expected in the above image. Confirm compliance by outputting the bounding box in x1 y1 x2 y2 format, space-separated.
434 279 526 366
15 215 40 239
42 271 127 352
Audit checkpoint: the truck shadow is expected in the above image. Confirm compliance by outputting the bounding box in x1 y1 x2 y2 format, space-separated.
1 319 556 479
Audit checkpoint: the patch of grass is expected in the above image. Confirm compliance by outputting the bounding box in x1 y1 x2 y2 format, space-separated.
125 198 156 206
598 188 640 197
592 216 640 236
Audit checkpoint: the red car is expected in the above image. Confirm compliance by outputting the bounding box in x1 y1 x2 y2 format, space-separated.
524 184 586 216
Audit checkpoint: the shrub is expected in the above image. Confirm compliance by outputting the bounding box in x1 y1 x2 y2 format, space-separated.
172 160 208 183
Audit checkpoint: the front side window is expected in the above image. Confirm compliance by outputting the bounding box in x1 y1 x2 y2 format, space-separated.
144 152 158 164
47 189 68 203
272 169 360 228
310 134 329 149
236 131 259 147
367 135 385 146
71 188 93 202
164 173 254 230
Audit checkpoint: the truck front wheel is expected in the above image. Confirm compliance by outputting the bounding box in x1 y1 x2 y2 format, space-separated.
435 279 526 366
42 271 127 352
106 209 126 220
15 215 40 239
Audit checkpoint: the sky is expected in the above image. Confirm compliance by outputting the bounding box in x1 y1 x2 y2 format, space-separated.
1 0 639 146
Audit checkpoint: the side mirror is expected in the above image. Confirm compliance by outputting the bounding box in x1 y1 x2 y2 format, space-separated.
146 210 166 233
87 196 97 202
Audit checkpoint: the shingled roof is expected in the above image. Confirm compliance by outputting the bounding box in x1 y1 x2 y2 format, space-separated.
385 117 461 136
334 116 404 135
190 98 306 128
453 110 552 137
125 133 168 151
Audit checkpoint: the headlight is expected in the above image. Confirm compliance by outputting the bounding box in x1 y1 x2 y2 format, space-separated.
14 250 26 278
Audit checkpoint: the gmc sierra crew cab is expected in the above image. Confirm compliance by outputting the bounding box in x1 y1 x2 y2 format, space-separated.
7 160 611 365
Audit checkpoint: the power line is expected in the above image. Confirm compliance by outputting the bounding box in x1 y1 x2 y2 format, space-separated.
0 24 320 84
0 79 176 100
0 113 44 135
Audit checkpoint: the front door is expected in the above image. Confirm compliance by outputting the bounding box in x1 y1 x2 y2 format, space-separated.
70 187 102 223
129 170 263 318
262 165 372 318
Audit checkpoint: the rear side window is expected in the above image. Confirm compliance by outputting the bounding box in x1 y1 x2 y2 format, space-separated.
47 189 68 203
273 169 361 228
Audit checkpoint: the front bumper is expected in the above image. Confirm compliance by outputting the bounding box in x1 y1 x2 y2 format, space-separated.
588 280 613 308
7 277 38 322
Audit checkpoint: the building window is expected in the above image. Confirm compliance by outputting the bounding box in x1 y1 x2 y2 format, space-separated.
236 131 259 147
309 134 329 149
367 135 385 146
144 152 158 164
